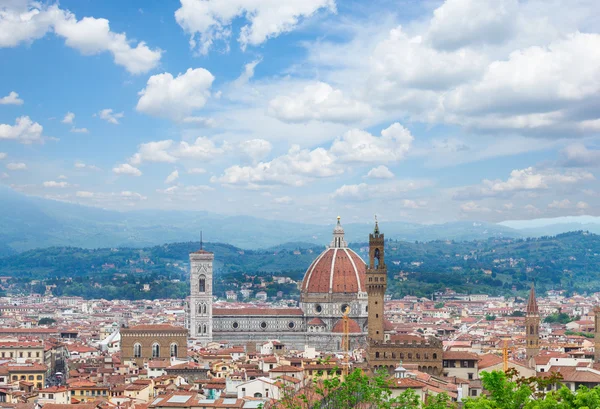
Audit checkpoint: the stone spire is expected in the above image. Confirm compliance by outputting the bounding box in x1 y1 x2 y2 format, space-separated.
526 283 539 315
525 282 540 361
330 216 348 248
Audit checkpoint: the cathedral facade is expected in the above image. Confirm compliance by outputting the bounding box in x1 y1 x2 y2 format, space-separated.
185 218 368 351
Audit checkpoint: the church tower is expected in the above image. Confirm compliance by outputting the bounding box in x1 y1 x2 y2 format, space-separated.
188 239 214 344
594 307 600 362
366 218 386 343
525 283 540 360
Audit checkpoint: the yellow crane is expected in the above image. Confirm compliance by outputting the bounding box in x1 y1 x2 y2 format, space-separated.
342 305 350 377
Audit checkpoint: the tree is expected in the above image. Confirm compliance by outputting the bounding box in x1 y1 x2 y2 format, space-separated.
38 317 56 326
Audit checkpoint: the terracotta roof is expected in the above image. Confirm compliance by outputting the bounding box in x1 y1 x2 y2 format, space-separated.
301 247 366 294
391 378 426 389
527 284 539 315
477 354 503 370
442 351 479 361
307 318 326 326
269 365 302 373
123 325 187 332
543 366 600 383
213 308 303 316
331 319 362 334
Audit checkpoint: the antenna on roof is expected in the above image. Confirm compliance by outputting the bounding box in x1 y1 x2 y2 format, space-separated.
200 230 203 250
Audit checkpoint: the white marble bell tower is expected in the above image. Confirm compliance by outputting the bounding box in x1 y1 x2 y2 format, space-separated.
188 239 214 344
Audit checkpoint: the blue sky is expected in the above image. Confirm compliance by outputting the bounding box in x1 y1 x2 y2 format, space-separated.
1 0 599 225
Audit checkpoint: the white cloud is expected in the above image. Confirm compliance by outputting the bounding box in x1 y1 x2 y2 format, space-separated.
0 2 161 74
562 143 600 167
187 167 206 174
576 201 589 209
366 165 394 179
76 191 94 198
174 0 336 54
176 137 229 160
97 108 124 124
0 152 6 160
58 175 67 180
129 140 177 165
213 145 341 187
0 172 8 179
232 59 261 88
0 91 24 105
113 163 142 176
548 199 571 209
0 116 43 144
43 180 69 188
268 82 371 124
62 112 75 124
120 191 147 201
427 0 519 50
70 127 89 133
165 170 179 184
181 116 215 127
455 167 595 199
401 199 427 209
74 161 101 171
6 162 27 170
136 68 215 121
331 180 431 201
460 201 491 213
239 139 272 162
330 123 413 164
274 196 293 205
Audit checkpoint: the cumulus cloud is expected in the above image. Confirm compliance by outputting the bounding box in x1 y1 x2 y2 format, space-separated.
366 165 394 179
165 170 179 184
43 180 69 188
455 167 595 199
6 162 27 170
331 180 431 201
113 163 142 176
0 91 24 105
0 116 43 144
174 0 336 54
136 68 215 121
274 196 293 204
548 199 571 209
330 122 413 163
427 0 518 50
74 161 101 171
97 108 124 124
0 2 161 74
76 191 94 198
213 145 341 187
561 143 600 167
70 127 89 133
0 152 6 160
62 112 75 124
460 201 491 213
268 82 371 124
128 137 229 168
232 59 261 88
239 139 272 162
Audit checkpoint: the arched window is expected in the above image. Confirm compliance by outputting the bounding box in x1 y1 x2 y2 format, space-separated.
199 277 206 292
134 343 142 358
203 304 207 314
170 343 178 357
203 324 207 334
375 352 380 358
433 353 437 360
530 325 534 334
254 393 263 398
374 248 380 267
152 343 160 358
198 303 203 314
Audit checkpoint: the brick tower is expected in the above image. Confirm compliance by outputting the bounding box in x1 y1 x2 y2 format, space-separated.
366 218 386 343
594 307 600 362
525 283 540 360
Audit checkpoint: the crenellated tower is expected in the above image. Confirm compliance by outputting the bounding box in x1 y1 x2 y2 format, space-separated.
366 218 386 343
525 283 540 360
594 307 600 362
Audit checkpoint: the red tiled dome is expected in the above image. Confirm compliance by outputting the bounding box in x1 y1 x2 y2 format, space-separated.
332 319 362 333
301 247 366 294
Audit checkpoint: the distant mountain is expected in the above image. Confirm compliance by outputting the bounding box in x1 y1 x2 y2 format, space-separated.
6 186 597 254
500 216 600 238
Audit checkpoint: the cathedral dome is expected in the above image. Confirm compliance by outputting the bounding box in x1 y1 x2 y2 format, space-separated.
301 217 366 294
332 318 362 333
